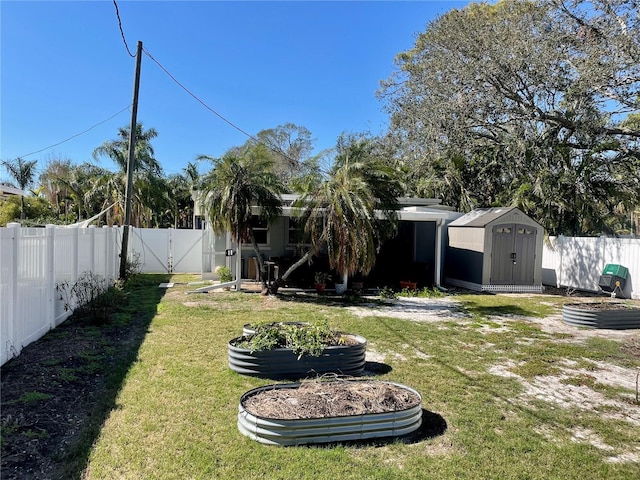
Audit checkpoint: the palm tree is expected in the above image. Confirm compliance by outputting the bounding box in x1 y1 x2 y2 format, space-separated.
280 136 405 287
199 144 286 293
1 157 37 220
93 124 160 175
81 164 123 226
39 158 71 218
183 161 200 190
92 124 162 226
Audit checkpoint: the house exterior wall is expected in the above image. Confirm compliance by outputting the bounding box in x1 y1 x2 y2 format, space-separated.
415 222 436 265
238 217 314 279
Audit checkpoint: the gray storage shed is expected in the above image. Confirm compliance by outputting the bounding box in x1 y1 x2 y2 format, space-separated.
444 207 544 292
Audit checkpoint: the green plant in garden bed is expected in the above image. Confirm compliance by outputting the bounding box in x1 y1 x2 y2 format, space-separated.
7 391 53 405
234 321 347 358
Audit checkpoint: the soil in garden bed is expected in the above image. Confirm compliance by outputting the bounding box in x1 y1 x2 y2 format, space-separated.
567 302 640 311
243 380 421 419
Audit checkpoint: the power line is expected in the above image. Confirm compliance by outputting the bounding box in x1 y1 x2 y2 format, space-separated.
14 105 131 159
143 47 260 144
143 47 303 166
113 0 135 58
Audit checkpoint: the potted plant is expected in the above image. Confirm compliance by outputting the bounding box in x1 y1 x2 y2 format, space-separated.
314 272 330 293
400 280 417 291
334 279 347 295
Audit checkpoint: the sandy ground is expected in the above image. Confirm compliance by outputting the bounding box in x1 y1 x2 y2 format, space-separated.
349 295 640 462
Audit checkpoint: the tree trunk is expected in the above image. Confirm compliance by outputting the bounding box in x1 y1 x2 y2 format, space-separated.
280 249 314 282
247 227 269 294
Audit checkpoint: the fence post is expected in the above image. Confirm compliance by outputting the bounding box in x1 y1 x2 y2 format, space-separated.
557 235 564 288
88 225 96 275
71 227 79 283
45 225 56 329
7 223 20 360
111 227 117 280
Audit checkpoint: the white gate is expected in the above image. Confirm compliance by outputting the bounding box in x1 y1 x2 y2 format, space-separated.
130 228 203 273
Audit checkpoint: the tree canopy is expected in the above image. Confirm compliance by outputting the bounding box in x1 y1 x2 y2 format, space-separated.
378 0 639 235
1 157 38 219
278 135 406 286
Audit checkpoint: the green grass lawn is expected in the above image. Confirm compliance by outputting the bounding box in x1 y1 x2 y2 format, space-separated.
75 276 640 479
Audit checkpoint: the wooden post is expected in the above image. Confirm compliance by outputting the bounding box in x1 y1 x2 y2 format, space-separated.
120 40 143 280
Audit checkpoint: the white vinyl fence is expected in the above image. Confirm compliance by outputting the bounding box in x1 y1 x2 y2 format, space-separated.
1 224 120 365
2 224 638 366
542 236 639 299
0 225 205 365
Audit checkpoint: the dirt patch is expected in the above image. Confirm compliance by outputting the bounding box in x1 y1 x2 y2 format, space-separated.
356 293 640 462
243 380 421 419
489 361 640 424
1 311 152 480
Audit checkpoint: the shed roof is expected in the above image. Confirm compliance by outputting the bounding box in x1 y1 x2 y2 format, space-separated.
448 207 526 228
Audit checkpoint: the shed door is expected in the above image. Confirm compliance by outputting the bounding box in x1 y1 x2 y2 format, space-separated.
491 224 537 285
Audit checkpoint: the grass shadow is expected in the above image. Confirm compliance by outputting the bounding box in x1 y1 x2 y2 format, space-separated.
363 361 393 376
276 291 389 308
462 304 535 317
61 274 172 478
0 273 171 480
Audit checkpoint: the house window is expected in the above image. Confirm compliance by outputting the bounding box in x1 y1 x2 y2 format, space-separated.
287 217 306 245
250 216 269 245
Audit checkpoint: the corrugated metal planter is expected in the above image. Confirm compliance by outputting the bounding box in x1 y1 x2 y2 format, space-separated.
228 334 367 379
562 303 640 329
238 381 422 446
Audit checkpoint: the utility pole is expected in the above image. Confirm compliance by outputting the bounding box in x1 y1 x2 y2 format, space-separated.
119 40 143 280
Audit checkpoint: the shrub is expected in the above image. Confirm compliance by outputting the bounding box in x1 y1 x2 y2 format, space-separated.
216 266 233 282
56 272 126 324
379 286 397 299
401 286 446 298
314 272 331 284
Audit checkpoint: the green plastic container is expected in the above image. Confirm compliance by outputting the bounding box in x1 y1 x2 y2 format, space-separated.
599 264 628 293
602 264 628 279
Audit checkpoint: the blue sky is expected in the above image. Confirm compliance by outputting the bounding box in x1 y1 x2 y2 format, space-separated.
1 0 470 181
